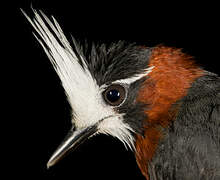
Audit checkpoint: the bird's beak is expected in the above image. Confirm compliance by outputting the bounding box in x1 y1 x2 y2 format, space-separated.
47 124 98 168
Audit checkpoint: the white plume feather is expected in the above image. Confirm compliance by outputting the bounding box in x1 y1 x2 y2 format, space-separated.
21 9 100 123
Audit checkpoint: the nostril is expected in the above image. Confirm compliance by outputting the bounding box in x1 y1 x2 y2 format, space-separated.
71 125 76 131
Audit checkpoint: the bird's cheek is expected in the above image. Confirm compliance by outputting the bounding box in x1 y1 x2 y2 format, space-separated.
97 116 135 150
98 116 122 132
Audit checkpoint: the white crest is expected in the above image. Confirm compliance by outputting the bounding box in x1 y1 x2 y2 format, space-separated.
22 9 154 151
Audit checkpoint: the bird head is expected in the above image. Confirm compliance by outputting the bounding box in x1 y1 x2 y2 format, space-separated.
22 9 155 168
22 9 204 178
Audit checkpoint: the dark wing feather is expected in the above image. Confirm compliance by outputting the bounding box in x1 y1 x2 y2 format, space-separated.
148 72 220 180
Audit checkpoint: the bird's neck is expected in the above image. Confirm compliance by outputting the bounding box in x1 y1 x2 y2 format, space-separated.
135 46 204 180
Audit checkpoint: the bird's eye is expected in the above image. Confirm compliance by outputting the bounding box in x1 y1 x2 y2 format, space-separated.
103 84 126 106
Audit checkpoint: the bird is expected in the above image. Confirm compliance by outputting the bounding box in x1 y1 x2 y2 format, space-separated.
22 9 220 180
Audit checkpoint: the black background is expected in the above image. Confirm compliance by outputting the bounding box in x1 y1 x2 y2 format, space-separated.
4 1 219 179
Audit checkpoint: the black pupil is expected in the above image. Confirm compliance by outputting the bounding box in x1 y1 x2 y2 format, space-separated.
106 89 120 102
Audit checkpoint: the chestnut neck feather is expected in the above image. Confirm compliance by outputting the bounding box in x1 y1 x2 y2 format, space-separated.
135 46 204 180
